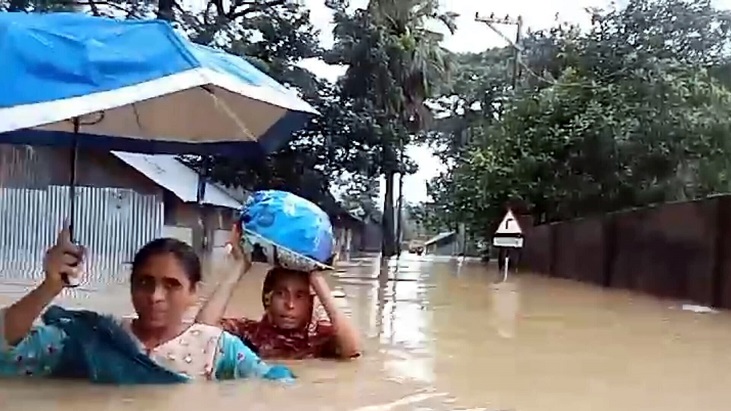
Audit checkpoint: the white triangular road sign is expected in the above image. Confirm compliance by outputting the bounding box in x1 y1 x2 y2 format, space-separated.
495 209 522 235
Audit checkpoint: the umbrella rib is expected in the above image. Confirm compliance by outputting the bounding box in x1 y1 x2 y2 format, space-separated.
200 86 256 142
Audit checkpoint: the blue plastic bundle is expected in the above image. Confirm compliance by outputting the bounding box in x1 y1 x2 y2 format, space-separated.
240 190 335 272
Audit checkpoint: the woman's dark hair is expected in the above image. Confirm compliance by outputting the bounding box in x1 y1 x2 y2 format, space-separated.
261 267 309 306
131 238 202 286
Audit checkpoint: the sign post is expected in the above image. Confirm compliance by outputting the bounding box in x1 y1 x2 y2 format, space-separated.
492 209 524 282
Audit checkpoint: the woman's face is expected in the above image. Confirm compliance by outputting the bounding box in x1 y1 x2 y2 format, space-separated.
268 272 312 330
130 253 198 330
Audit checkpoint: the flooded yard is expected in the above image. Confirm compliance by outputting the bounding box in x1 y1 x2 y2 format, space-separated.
1 253 730 410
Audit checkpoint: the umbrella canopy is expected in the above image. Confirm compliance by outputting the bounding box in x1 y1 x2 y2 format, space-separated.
0 12 317 156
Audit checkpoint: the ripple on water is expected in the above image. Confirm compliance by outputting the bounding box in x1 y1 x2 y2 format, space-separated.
2 254 731 410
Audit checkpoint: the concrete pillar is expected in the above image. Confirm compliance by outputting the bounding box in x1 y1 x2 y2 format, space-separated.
345 228 353 257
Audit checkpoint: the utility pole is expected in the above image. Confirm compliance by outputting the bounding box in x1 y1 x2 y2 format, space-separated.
475 13 523 90
470 13 523 262
456 127 469 258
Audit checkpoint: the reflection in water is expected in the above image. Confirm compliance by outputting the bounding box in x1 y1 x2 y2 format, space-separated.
3 253 731 410
490 281 519 339
377 258 434 384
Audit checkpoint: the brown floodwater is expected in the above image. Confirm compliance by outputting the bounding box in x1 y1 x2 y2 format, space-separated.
1 253 731 410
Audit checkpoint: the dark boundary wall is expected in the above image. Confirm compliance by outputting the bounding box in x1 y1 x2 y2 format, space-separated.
521 195 731 308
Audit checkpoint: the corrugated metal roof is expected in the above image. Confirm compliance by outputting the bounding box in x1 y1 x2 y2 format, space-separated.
424 231 456 247
111 152 241 209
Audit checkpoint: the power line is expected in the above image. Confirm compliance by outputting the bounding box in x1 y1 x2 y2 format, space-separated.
476 8 731 89
474 12 592 88
474 13 645 89
475 13 523 89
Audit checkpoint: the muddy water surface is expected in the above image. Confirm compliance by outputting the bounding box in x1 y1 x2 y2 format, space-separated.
1 253 731 410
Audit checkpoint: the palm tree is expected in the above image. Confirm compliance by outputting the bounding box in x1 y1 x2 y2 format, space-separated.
325 0 455 257
367 0 456 257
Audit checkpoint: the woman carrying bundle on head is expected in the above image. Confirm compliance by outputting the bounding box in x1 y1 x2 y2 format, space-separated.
195 190 361 360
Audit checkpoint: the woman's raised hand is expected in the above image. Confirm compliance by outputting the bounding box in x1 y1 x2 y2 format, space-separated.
43 222 85 289
2 222 86 346
194 222 250 326
228 222 251 274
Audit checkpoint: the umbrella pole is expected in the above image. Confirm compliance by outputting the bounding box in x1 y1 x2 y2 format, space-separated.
69 118 79 240
64 117 81 287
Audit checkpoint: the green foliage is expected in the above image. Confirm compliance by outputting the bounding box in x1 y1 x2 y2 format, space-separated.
427 0 731 239
404 201 449 238
336 173 382 221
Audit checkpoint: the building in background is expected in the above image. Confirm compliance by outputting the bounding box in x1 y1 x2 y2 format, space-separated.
357 214 383 253
423 230 482 257
112 152 241 254
423 231 457 256
0 145 240 284
333 206 383 255
330 208 363 258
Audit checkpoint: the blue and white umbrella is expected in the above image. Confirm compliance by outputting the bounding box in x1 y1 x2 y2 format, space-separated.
0 12 318 155
0 12 319 286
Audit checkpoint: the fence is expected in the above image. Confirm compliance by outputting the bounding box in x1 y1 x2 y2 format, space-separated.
521 194 731 308
0 185 163 285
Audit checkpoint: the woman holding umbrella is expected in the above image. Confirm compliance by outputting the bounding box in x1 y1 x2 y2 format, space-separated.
0 223 294 384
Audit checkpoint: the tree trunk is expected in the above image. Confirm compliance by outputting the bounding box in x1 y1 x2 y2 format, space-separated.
8 0 27 11
395 170 404 256
157 0 174 22
381 170 396 257
394 140 405 257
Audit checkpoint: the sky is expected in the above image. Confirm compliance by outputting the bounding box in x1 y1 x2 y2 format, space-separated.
298 0 609 204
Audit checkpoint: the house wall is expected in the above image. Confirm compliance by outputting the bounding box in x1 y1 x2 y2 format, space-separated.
333 214 369 256
361 220 383 252
0 145 164 285
334 226 361 259
162 193 236 252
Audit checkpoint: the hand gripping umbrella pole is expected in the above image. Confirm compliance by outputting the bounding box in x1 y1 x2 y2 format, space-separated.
64 115 103 287
61 117 81 287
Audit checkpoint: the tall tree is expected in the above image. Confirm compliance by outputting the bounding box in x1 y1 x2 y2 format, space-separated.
325 0 455 256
